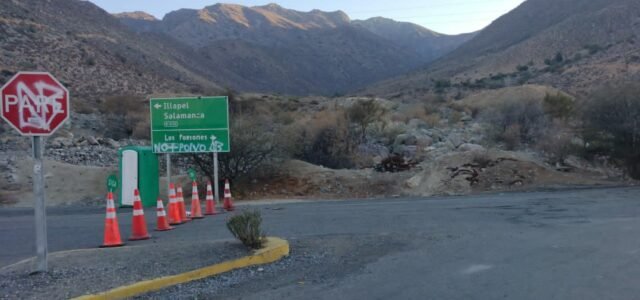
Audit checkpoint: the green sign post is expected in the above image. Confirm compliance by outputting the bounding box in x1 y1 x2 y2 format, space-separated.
187 168 197 181
106 174 118 193
150 97 230 154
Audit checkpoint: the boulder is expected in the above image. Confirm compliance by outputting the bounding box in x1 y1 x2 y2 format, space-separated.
408 118 429 129
392 145 418 158
104 138 120 149
51 137 73 148
433 141 455 151
394 134 418 146
458 143 485 152
405 174 423 188
415 135 433 147
447 133 465 148
87 136 100 146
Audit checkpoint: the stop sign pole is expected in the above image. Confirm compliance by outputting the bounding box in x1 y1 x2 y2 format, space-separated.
32 135 47 273
1 72 70 273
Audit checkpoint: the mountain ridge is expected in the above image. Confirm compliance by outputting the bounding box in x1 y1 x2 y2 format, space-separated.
113 2 473 95
365 0 640 97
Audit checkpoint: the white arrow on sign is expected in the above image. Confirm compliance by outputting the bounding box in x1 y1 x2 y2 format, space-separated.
154 103 162 109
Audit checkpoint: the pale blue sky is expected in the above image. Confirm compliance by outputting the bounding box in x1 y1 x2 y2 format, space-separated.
89 0 526 34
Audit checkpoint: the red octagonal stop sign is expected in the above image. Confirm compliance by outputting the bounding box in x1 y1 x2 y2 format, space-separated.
1 72 70 136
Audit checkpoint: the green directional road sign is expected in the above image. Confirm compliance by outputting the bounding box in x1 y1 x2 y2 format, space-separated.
150 97 230 153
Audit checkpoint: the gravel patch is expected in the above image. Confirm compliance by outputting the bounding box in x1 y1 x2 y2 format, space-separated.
138 234 416 299
0 240 248 300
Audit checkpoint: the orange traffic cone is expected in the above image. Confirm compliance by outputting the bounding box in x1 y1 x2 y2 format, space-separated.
101 192 124 248
223 179 235 211
177 186 191 222
204 181 218 215
155 198 174 231
190 182 204 219
167 183 183 225
129 189 151 241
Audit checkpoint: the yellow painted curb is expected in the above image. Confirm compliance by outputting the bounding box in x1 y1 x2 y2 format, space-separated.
73 237 289 300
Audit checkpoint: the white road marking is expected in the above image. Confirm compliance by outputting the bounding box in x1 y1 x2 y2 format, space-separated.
461 264 493 274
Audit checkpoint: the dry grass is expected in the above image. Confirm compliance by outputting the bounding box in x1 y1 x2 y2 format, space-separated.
460 84 562 117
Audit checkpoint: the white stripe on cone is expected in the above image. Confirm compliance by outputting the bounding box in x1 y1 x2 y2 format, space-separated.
133 210 144 216
157 200 166 216
106 212 116 219
177 188 184 202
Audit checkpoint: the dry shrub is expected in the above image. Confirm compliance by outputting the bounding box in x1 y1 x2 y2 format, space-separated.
449 110 463 125
101 95 144 115
377 122 408 146
190 115 280 181
287 108 359 169
101 95 149 139
425 113 441 128
482 99 548 149
73 100 96 114
130 117 150 140
536 127 575 165
543 92 574 120
502 124 522 150
471 151 493 168
447 100 468 113
375 155 415 172
347 99 387 142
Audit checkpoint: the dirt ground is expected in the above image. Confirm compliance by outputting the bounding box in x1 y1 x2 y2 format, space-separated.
238 160 414 200
0 158 115 207
0 240 247 299
0 151 631 208
404 149 624 197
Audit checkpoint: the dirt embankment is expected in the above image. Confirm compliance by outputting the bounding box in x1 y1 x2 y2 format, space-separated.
1 158 115 207
404 149 624 197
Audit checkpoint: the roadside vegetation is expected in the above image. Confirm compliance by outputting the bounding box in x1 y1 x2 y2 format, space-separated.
93 77 638 201
226 210 266 249
581 83 640 178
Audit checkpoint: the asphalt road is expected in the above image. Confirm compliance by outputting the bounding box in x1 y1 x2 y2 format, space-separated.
2 187 640 299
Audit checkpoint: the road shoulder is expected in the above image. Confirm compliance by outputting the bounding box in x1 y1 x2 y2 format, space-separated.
0 238 289 300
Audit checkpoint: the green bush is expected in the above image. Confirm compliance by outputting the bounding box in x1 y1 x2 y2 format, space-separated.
226 210 266 249
189 116 281 181
543 92 574 120
582 83 640 178
347 99 387 142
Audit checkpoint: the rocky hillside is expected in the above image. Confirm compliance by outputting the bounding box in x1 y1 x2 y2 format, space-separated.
367 0 640 97
352 17 476 63
0 0 226 106
115 3 471 95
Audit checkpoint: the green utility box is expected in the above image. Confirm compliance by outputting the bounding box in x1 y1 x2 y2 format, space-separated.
118 146 159 208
